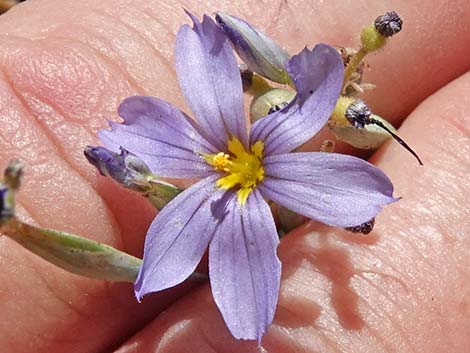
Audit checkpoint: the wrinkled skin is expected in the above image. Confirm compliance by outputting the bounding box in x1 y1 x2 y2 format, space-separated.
0 0 468 352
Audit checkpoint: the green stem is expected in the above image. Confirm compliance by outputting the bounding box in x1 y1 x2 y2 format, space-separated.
342 48 367 90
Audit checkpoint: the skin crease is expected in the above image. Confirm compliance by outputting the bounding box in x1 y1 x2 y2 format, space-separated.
0 0 468 352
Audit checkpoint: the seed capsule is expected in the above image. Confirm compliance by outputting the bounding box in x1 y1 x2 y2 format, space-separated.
249 88 296 122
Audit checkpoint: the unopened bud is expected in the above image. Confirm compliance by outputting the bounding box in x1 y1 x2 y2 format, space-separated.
84 146 182 210
84 146 152 192
374 11 403 37
215 12 291 84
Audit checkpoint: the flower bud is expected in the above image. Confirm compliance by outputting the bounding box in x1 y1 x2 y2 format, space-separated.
84 146 152 192
84 146 182 210
330 96 355 127
374 11 403 37
215 12 291 84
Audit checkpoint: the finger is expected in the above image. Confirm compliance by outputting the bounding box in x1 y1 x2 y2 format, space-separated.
114 71 470 352
0 1 196 352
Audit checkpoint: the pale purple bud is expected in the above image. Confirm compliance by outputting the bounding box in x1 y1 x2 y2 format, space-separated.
84 146 151 192
215 12 291 84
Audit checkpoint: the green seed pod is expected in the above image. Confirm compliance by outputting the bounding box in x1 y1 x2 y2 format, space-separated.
3 218 142 282
250 88 296 122
329 114 395 150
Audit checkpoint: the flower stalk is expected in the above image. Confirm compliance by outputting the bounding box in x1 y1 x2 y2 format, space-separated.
342 11 403 91
342 47 368 91
0 160 206 283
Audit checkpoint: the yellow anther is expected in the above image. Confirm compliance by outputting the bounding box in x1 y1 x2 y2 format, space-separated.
212 152 231 172
204 138 265 205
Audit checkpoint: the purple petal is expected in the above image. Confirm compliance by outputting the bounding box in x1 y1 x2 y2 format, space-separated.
99 96 217 178
209 190 281 341
175 14 248 150
250 44 343 155
259 153 397 227
135 175 222 299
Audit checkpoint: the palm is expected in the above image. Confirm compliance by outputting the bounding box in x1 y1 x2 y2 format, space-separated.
0 1 469 352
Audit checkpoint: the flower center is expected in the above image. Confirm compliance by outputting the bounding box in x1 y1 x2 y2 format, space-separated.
205 137 264 204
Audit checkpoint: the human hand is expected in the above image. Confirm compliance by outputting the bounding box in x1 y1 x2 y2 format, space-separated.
0 1 469 352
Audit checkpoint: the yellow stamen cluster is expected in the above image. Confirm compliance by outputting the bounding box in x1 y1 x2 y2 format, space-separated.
205 138 265 205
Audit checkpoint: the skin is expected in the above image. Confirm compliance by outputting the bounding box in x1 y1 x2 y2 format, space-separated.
0 0 468 352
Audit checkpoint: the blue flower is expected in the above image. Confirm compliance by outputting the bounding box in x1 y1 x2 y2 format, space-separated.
99 14 396 341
